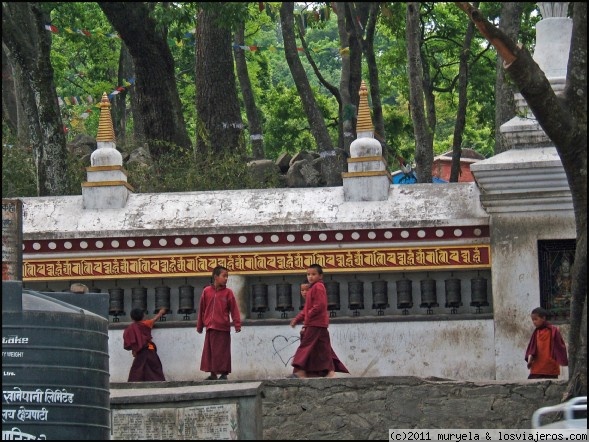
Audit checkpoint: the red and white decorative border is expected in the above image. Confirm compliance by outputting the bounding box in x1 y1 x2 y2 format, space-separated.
24 225 489 255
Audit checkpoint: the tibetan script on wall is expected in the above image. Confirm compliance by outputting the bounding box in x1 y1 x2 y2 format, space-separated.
23 245 490 281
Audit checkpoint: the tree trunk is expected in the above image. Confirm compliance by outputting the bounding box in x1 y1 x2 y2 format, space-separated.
113 44 134 146
406 2 433 183
335 3 354 153
120 43 145 147
364 3 385 148
494 2 523 155
449 3 477 183
457 1 587 399
2 2 68 196
349 3 386 150
343 3 363 132
98 2 191 158
195 4 244 155
280 2 340 186
2 47 18 134
234 22 264 160
2 45 29 144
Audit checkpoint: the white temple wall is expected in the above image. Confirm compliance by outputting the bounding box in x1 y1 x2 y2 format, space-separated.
108 319 496 383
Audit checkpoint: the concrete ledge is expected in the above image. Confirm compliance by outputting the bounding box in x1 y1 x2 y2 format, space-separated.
110 382 262 404
110 382 263 440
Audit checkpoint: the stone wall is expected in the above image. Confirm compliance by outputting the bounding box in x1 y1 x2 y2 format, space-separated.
260 377 567 440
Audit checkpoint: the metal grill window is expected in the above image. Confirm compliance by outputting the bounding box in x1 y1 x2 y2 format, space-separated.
538 239 576 321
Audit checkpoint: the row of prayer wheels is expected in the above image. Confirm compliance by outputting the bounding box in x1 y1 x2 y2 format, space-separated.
252 277 489 318
107 285 196 322
105 277 489 321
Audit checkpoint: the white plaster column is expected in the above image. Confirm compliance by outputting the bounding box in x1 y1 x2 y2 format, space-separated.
500 3 572 149
228 274 248 320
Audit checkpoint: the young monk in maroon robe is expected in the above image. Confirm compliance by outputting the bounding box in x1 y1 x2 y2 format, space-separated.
123 307 166 382
525 307 568 379
294 281 350 378
197 266 242 381
289 264 349 378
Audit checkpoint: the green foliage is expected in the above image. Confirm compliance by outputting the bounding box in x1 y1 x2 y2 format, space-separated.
4 1 543 194
46 3 121 146
126 148 279 193
63 149 89 195
2 133 37 198
260 84 338 159
381 101 415 163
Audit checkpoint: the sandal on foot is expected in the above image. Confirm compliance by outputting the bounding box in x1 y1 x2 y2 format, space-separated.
218 374 228 380
205 375 218 380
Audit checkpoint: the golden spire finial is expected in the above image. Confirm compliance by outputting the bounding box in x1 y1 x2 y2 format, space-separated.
356 81 374 133
96 92 116 142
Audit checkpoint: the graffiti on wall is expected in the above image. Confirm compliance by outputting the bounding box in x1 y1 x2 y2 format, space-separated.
271 335 301 367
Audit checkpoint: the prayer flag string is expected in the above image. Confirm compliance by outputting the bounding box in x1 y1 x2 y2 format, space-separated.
58 77 135 112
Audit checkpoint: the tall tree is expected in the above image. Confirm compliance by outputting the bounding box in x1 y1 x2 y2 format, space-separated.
457 1 587 399
494 2 524 155
2 46 24 139
2 2 69 196
280 2 338 185
112 43 135 145
449 2 478 182
406 2 433 183
234 20 264 160
333 2 354 153
195 3 244 155
98 2 191 158
347 3 386 147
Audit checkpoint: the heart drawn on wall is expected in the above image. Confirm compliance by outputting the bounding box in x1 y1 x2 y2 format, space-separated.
272 335 300 367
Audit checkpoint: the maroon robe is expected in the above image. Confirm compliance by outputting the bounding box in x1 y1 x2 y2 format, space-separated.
292 326 338 375
123 320 165 382
200 329 232 374
296 326 349 376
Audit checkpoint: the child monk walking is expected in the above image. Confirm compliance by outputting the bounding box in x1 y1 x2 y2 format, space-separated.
289 264 349 378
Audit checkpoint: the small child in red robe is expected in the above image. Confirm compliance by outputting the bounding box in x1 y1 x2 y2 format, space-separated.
123 307 167 382
289 264 349 378
525 307 568 379
292 281 350 378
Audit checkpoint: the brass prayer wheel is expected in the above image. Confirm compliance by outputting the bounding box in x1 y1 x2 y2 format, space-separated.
445 278 462 314
371 280 389 315
420 279 438 314
154 285 171 316
131 286 148 313
275 283 294 318
348 280 364 316
396 278 413 315
177 284 195 319
325 281 341 317
251 283 269 318
470 277 489 313
108 287 125 322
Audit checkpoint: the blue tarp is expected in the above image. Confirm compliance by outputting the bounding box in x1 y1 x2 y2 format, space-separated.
391 172 447 184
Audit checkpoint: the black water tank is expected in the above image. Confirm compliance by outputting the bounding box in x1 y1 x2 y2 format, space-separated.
2 289 110 440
